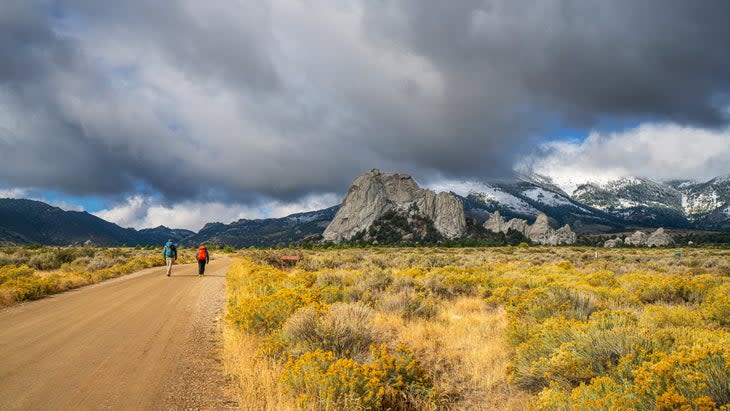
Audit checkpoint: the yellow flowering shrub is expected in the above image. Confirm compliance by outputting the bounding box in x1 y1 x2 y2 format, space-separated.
281 344 433 410
702 283 730 327
224 248 730 410
0 248 176 307
633 338 730 408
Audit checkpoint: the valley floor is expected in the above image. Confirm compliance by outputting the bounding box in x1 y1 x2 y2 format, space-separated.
224 247 730 410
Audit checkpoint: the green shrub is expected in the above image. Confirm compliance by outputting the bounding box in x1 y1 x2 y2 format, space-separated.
378 289 439 320
28 252 61 270
284 302 379 360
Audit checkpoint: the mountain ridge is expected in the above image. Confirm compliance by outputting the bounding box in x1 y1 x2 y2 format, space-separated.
2 172 730 246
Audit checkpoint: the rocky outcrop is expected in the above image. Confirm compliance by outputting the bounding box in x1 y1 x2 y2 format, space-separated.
525 213 551 244
624 231 649 246
484 211 506 233
483 211 576 245
323 169 466 242
620 228 674 247
505 218 529 235
552 225 578 246
604 237 623 248
646 228 674 247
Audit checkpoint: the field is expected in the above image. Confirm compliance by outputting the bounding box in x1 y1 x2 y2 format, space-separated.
224 247 730 410
0 246 195 307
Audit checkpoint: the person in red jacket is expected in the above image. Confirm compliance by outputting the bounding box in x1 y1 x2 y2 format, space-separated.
196 244 209 276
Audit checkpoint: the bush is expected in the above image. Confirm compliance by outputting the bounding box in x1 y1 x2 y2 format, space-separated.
281 344 433 410
0 248 168 307
0 265 34 284
632 340 730 408
284 302 379 360
28 252 62 270
222 248 730 410
228 288 309 336
702 284 730 327
640 304 704 329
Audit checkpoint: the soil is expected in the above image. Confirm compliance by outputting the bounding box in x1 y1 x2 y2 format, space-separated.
0 258 238 410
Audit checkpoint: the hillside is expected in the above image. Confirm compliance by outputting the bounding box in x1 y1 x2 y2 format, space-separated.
0 199 143 246
183 206 340 247
0 199 341 247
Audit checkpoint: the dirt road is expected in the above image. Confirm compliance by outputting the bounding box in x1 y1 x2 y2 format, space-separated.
0 258 237 411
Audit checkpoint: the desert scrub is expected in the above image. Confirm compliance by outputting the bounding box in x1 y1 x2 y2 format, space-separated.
283 302 380 360
224 247 730 410
0 246 186 307
282 345 433 410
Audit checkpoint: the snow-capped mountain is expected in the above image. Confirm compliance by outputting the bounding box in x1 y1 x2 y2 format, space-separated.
572 177 683 212
669 176 730 217
465 185 539 216
459 178 620 234
462 174 730 232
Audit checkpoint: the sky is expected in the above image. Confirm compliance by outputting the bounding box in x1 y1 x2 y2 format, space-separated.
2 0 730 231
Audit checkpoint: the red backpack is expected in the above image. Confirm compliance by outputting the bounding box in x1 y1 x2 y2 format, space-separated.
197 246 207 261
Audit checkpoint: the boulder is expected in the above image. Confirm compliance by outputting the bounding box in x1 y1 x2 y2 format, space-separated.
624 231 649 246
551 224 577 246
646 228 674 247
604 237 623 248
323 169 466 242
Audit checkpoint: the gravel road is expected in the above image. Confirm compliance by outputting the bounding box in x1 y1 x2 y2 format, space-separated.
0 257 238 410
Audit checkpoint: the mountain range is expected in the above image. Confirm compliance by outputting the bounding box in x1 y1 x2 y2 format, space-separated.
1 174 729 246
462 174 730 233
0 199 195 246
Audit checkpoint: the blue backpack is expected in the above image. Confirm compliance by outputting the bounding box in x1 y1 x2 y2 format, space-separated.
164 242 177 258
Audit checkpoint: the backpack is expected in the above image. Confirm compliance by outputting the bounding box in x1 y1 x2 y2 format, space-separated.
164 242 177 258
165 243 177 258
197 246 207 261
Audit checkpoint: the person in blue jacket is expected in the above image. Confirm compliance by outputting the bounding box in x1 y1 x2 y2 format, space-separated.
163 239 177 276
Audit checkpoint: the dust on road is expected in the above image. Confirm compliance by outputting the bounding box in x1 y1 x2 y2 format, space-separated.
0 257 238 410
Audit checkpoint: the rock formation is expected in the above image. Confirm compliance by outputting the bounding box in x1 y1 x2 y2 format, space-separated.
619 228 673 247
323 169 466 242
483 211 576 245
525 213 551 244
484 211 506 233
603 237 623 248
552 224 578 246
505 218 529 235
624 231 649 246
646 228 674 247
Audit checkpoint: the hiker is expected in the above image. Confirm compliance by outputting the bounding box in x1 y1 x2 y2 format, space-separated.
163 239 177 276
196 244 209 276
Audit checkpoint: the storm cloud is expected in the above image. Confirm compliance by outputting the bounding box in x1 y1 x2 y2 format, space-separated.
2 0 730 208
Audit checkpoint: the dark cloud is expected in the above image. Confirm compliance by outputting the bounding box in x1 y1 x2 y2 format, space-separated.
364 0 730 125
1 0 730 206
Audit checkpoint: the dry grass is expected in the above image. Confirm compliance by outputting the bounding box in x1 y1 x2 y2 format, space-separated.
224 246 730 410
0 246 197 307
378 298 531 410
222 327 294 411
